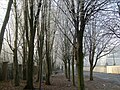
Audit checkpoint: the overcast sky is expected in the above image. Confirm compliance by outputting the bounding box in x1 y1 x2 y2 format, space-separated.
0 0 8 29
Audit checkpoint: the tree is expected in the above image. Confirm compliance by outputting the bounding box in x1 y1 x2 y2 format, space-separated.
22 0 28 80
0 0 13 54
61 0 109 89
24 0 42 89
85 16 118 80
13 0 19 86
60 29 71 80
4 0 21 86
107 1 120 38
37 5 45 89
45 0 51 85
43 0 57 85
72 33 77 86
117 1 120 16
53 0 75 85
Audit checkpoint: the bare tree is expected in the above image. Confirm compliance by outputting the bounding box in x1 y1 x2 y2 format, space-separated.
3 0 22 86
22 0 28 80
54 0 110 89
13 0 19 86
45 0 51 85
37 6 45 89
0 0 13 54
24 0 42 89
85 17 118 80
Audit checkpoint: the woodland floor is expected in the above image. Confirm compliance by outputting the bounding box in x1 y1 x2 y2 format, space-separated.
0 73 120 90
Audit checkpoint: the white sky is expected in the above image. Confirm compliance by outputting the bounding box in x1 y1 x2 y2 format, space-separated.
0 0 8 29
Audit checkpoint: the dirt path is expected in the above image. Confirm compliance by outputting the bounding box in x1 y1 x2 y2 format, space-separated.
43 74 77 90
44 74 120 90
85 76 120 90
0 73 120 90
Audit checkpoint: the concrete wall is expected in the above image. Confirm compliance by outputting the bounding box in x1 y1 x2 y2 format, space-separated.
107 66 120 74
84 66 107 73
84 66 120 74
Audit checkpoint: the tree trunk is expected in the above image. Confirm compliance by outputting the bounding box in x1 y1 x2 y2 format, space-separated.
0 0 13 54
13 50 19 86
25 45 34 89
22 47 27 80
72 50 75 86
77 44 84 90
36 9 45 89
24 0 34 87
45 23 51 85
90 66 93 81
45 38 51 85
24 0 42 89
45 62 51 85
36 64 40 82
22 0 28 80
45 0 52 85
76 14 85 90
39 17 45 89
39 54 43 89
68 59 70 81
64 62 68 79
22 29 27 80
13 0 19 86
45 46 51 85
76 0 85 89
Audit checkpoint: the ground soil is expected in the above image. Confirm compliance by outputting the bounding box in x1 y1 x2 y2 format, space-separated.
0 73 120 90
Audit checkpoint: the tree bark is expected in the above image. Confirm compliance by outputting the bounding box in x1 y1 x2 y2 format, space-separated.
37 10 44 88
72 50 75 86
76 0 85 89
90 65 93 81
13 0 19 86
45 0 51 85
64 62 68 79
45 35 51 85
68 58 70 81
24 0 42 89
77 37 85 90
22 0 28 80
39 19 44 90
22 37 27 80
77 49 84 90
25 0 34 86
